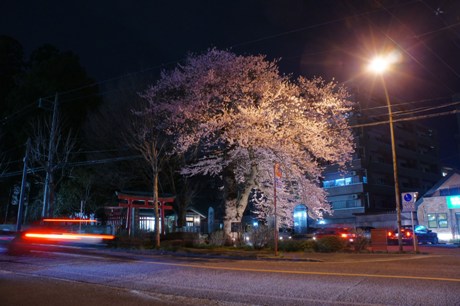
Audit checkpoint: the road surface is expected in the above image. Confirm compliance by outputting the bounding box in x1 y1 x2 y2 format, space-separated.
1 246 459 305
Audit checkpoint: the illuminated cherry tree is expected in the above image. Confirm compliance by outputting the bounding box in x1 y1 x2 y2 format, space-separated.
141 49 354 237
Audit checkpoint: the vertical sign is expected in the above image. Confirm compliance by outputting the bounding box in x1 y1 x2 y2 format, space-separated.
208 207 214 234
273 163 282 257
402 192 418 212
402 192 419 252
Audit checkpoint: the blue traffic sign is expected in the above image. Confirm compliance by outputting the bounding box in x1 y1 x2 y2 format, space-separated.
403 193 412 202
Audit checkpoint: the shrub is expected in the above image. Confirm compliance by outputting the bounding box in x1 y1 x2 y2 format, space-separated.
277 239 318 252
112 232 153 249
353 236 370 252
316 236 346 252
163 232 200 247
278 240 304 252
249 225 273 249
303 239 318 252
208 230 226 247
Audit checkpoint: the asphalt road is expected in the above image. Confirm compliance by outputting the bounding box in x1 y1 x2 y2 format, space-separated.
1 246 459 306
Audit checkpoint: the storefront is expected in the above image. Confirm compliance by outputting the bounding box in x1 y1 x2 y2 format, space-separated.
416 171 460 242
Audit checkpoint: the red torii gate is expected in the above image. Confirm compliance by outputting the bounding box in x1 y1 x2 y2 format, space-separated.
116 192 175 236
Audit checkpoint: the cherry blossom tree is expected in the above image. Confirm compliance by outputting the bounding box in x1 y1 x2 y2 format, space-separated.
140 49 354 238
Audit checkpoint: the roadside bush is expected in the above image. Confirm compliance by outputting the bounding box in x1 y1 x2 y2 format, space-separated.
353 236 370 252
316 236 346 252
112 231 153 249
160 239 182 251
163 232 200 247
277 239 317 252
208 230 226 247
278 240 304 252
250 225 273 249
303 239 318 252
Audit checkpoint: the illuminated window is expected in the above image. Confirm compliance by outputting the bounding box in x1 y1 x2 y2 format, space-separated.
427 214 437 228
438 213 448 228
186 216 194 227
323 177 353 188
427 213 448 228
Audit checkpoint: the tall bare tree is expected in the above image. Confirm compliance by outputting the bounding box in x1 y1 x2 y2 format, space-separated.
82 75 153 196
27 117 76 217
130 105 170 248
163 158 198 228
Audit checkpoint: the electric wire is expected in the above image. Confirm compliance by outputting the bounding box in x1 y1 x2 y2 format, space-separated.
376 1 460 91
9 0 454 114
228 0 418 50
2 1 459 175
0 155 142 179
418 0 460 49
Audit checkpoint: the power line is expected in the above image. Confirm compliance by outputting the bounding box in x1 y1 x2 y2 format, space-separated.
376 1 460 91
1 102 37 126
9 1 449 114
0 155 142 179
350 108 460 130
413 20 460 39
228 1 417 50
18 2 418 108
2 105 459 180
358 95 455 113
419 0 460 49
363 99 460 119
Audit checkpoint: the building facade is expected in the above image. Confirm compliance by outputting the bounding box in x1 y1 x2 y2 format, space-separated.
319 94 442 228
416 171 460 242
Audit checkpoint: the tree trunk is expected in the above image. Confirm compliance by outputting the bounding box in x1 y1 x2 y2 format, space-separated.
49 174 55 217
153 171 160 248
223 163 257 240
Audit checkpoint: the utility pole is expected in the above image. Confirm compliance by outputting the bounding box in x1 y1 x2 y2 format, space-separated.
42 93 59 218
16 139 30 232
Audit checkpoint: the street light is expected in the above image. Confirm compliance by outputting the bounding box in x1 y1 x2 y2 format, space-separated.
368 53 403 252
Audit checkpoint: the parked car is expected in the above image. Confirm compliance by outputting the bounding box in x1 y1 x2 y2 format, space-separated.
278 228 293 240
291 233 314 240
412 225 439 244
313 227 357 243
387 227 412 245
387 225 438 245
355 226 375 240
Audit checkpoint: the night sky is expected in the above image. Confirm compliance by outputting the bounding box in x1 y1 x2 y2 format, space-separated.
2 0 460 166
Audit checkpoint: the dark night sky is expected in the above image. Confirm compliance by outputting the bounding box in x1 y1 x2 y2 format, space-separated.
2 0 460 166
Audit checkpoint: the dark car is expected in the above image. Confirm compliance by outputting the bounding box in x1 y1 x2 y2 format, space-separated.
412 225 439 244
313 227 357 243
355 226 375 240
387 227 413 245
387 225 438 245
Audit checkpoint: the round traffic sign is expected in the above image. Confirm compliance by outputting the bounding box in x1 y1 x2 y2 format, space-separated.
403 193 412 202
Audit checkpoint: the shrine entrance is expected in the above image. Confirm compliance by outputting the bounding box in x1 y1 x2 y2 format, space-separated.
116 192 175 236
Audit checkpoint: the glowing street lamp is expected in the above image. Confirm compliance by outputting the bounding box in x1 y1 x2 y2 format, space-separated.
368 53 403 252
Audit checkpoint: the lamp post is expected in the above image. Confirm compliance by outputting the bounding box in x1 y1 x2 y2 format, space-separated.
368 55 403 252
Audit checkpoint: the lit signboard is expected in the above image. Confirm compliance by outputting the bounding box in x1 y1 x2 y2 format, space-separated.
446 195 460 209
